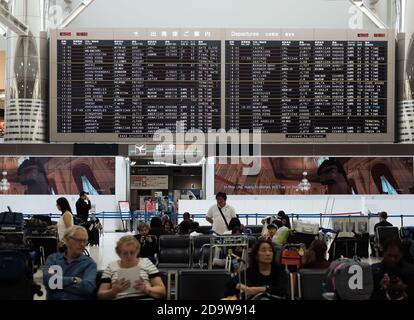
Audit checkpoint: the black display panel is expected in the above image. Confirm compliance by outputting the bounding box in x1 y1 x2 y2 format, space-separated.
57 39 221 136
50 29 395 143
225 40 387 134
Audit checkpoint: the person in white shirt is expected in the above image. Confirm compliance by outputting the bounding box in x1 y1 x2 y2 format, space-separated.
206 192 237 235
49 197 74 248
97 235 165 300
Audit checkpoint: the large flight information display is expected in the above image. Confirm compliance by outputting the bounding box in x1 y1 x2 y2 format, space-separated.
50 28 395 142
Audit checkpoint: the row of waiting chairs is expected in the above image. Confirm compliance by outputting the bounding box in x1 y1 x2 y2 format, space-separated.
175 269 326 300
95 268 327 300
94 269 232 300
156 235 257 269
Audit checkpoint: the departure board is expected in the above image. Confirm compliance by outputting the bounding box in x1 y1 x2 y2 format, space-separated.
226 40 387 134
50 28 395 142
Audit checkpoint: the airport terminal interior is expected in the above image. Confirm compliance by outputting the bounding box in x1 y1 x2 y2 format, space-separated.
1 0 414 301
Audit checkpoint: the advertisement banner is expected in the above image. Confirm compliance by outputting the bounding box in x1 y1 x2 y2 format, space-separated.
215 157 414 195
131 175 169 190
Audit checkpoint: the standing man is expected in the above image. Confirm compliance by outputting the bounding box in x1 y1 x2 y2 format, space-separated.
374 211 393 232
76 191 91 223
371 211 394 257
206 192 237 235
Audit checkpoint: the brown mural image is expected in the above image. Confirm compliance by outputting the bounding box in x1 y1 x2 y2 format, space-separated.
0 157 115 195
214 157 414 195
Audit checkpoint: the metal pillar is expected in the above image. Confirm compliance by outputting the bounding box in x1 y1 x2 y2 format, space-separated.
5 0 48 142
397 0 414 142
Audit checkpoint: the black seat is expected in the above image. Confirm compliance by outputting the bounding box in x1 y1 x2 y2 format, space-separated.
94 270 104 299
329 237 357 261
25 236 58 266
247 235 257 248
157 235 191 269
197 226 212 235
176 269 231 300
355 233 370 258
375 226 400 256
191 235 212 268
245 225 262 234
298 269 328 300
376 226 400 244
158 270 169 299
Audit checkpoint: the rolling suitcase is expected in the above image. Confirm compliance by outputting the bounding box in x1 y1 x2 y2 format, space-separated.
85 218 102 246
281 243 305 300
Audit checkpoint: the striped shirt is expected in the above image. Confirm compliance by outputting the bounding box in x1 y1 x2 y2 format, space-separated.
101 258 160 300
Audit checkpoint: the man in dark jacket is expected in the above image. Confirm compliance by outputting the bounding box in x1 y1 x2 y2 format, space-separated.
371 211 393 256
374 211 393 232
371 239 414 300
76 191 91 222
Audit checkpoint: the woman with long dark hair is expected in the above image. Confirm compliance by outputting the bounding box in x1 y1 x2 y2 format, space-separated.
225 240 288 299
56 197 74 243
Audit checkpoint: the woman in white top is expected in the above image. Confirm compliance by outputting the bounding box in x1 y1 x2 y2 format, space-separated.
56 197 74 244
98 235 165 300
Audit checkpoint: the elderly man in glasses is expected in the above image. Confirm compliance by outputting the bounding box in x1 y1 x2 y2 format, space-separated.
43 225 97 300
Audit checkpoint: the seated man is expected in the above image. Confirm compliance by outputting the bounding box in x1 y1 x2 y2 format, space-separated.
43 226 97 300
371 238 414 300
371 211 394 256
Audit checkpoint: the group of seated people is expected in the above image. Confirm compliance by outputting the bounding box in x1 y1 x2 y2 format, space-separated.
43 225 166 300
260 210 292 246
41 213 414 300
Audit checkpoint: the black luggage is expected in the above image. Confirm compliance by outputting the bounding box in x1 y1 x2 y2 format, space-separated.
0 211 24 232
287 231 319 249
0 250 42 300
88 227 100 246
85 218 101 246
25 216 55 236
0 232 27 250
326 258 373 300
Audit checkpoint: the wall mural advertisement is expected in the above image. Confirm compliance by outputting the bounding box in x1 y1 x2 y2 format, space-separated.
214 157 414 195
0 157 115 195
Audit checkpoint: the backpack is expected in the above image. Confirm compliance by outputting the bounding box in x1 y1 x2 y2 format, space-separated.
326 258 373 300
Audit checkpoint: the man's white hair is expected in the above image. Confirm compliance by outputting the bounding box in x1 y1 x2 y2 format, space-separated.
63 225 88 240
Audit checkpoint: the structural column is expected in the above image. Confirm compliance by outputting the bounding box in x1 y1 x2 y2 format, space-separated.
5 0 48 142
397 0 414 142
